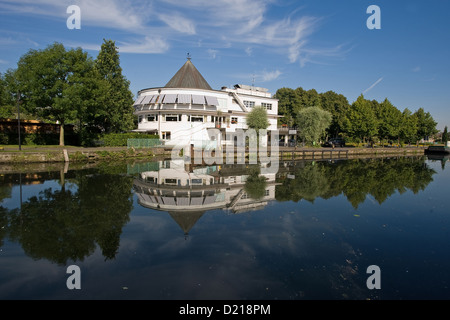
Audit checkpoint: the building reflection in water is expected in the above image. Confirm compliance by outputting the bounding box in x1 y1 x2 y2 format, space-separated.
132 160 278 237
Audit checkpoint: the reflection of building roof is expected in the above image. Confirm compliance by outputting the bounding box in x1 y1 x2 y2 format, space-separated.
133 163 279 235
164 59 212 90
168 210 205 236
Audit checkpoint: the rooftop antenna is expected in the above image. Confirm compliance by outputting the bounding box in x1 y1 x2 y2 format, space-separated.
187 52 191 61
251 74 255 89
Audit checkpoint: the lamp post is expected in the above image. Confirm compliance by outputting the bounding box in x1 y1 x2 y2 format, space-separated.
17 91 21 151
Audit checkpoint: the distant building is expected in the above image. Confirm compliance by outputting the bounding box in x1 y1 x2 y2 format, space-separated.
0 118 74 135
132 58 279 147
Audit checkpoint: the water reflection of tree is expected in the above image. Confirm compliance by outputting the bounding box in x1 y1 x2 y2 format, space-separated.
276 157 436 208
244 166 267 200
4 171 133 265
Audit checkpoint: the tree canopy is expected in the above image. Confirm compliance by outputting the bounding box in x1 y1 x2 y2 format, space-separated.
275 86 440 145
94 39 134 133
3 40 135 146
246 106 269 131
296 106 332 145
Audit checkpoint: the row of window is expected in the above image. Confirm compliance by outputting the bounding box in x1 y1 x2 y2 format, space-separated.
139 114 241 124
243 101 273 110
241 189 271 199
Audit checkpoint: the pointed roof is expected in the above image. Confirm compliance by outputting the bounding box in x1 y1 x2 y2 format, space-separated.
165 59 212 90
168 210 206 236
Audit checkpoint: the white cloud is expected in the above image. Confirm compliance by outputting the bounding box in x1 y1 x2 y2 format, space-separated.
207 49 219 59
0 0 149 32
115 37 170 54
363 77 383 94
158 13 196 35
412 66 421 72
67 36 170 54
259 70 282 82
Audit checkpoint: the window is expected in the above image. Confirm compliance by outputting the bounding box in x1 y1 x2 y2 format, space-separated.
161 131 171 140
191 179 203 185
147 114 158 122
146 177 157 184
231 117 238 124
265 189 270 196
190 115 204 122
244 100 255 108
164 178 177 185
165 115 178 121
261 103 272 110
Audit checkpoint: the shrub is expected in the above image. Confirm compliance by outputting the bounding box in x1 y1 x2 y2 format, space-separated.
100 133 159 147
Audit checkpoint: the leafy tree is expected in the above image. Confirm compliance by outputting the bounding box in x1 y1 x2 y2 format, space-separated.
0 72 13 118
0 69 20 119
344 95 378 143
95 39 134 133
0 72 4 106
376 98 402 144
296 106 332 145
442 126 448 143
399 108 418 144
320 90 351 138
246 106 269 131
414 107 438 141
274 87 301 127
15 43 96 146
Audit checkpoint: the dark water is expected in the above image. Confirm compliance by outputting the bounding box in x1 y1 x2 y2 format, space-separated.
0 155 449 300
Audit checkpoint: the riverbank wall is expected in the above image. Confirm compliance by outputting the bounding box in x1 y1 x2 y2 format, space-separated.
0 146 426 164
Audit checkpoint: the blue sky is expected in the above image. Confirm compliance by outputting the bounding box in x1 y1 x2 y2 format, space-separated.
1 0 449 130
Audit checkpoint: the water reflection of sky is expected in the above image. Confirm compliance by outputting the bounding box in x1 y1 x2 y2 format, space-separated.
0 158 449 300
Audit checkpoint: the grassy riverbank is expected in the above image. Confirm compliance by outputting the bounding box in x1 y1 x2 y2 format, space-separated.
0 144 168 163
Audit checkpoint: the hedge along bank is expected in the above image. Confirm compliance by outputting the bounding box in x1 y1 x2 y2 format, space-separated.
0 147 168 164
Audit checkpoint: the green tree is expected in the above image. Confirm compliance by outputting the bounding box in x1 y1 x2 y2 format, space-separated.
0 72 4 106
344 95 378 143
320 90 351 138
15 43 96 146
0 69 21 119
95 39 134 133
246 106 269 131
414 107 438 141
296 106 332 145
442 126 448 143
274 87 300 127
376 98 402 145
399 108 418 145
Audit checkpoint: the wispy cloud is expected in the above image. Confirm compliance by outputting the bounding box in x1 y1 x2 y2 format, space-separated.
0 0 349 62
412 66 421 72
207 49 219 59
363 77 383 94
259 70 282 82
158 13 196 35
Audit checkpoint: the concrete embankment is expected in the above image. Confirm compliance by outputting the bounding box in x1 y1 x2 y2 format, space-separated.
0 145 426 164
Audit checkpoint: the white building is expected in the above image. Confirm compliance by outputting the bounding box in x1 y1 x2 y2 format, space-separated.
133 58 279 148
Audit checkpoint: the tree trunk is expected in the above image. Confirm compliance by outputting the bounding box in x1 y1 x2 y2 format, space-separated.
59 123 65 146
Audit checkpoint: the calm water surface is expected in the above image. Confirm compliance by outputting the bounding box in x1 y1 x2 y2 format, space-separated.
0 155 449 300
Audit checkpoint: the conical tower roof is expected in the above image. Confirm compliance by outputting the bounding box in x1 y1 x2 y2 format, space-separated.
165 59 212 90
